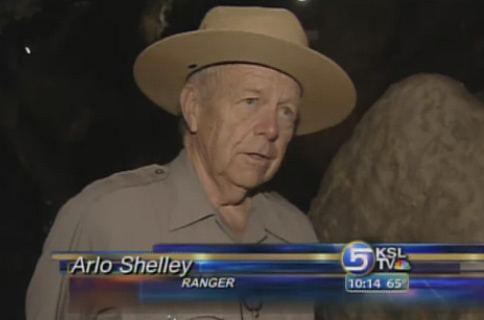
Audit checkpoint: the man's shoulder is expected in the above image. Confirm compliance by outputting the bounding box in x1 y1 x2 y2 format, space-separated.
76 164 169 204
262 191 302 215
86 164 169 197
48 164 174 249
262 191 309 225
261 191 318 243
59 163 172 219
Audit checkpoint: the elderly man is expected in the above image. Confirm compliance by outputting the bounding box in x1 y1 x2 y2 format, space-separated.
26 6 356 320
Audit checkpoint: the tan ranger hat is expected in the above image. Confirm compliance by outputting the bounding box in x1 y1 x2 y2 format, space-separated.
134 6 357 135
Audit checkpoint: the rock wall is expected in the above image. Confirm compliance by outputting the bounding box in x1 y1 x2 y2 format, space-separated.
309 74 484 319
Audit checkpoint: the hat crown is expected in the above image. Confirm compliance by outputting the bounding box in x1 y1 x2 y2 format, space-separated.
200 6 309 47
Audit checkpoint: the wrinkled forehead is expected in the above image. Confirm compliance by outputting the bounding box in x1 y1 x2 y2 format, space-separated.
187 63 302 97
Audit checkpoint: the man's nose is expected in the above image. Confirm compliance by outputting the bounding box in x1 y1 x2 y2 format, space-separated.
254 107 279 141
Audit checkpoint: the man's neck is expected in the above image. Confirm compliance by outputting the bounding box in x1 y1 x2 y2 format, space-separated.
185 140 251 237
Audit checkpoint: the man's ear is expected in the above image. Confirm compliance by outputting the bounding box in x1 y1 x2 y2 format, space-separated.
179 84 200 133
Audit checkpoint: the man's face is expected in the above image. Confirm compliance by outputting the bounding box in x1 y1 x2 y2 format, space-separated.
187 64 301 190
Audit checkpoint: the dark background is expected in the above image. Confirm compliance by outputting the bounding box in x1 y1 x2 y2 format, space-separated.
1 0 483 319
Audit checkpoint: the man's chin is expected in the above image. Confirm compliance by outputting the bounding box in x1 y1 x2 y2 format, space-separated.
230 173 271 190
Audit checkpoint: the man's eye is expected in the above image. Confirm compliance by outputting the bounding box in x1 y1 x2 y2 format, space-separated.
244 97 258 106
279 105 295 118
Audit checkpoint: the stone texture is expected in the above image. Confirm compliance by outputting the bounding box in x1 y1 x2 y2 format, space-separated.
309 74 484 319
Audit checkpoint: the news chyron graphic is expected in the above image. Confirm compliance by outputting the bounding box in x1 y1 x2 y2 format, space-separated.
341 241 411 293
341 241 376 276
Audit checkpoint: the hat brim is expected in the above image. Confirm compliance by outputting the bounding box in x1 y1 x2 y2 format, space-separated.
134 30 357 135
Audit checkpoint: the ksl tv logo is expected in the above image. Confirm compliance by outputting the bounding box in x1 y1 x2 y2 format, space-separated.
341 241 411 276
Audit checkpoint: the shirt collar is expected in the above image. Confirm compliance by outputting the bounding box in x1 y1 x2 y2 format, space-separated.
167 149 216 231
167 149 288 243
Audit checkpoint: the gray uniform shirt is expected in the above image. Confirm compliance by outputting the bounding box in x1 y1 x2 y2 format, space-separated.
26 149 318 320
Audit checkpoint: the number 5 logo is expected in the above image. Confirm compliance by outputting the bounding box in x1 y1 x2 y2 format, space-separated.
341 241 376 276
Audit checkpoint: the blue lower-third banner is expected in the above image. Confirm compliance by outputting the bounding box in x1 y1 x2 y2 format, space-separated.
51 242 484 309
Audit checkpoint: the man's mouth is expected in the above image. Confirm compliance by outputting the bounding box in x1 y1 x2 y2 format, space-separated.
243 152 273 165
246 152 270 160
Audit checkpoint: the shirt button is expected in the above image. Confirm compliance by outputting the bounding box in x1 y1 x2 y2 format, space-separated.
155 168 164 174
